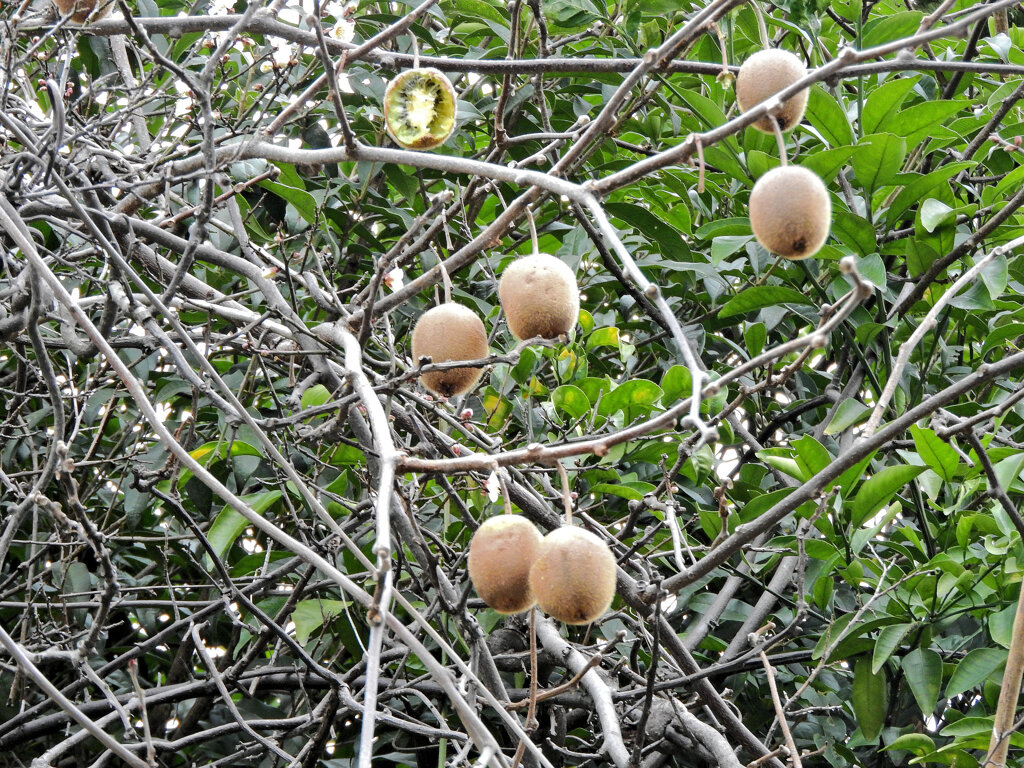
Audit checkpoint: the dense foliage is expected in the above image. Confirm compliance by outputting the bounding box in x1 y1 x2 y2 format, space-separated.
4 0 1024 766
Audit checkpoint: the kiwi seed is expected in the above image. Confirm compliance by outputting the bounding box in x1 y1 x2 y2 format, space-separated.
735 49 809 134
498 254 579 341
468 515 543 614
749 165 831 260
529 526 616 625
411 304 489 397
383 68 458 151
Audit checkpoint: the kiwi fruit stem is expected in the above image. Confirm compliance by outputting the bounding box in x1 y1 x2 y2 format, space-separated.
439 261 452 304
409 32 420 69
557 461 573 524
525 205 540 257
770 115 788 166
751 0 770 48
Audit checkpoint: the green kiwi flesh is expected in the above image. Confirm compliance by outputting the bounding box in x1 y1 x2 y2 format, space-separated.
529 526 616 625
411 303 489 397
498 254 579 341
735 49 809 133
384 68 457 151
749 165 831 260
468 515 543 614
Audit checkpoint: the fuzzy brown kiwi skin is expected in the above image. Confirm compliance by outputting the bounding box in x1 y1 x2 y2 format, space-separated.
411 304 489 397
529 526 617 625
498 254 579 341
54 0 108 22
468 515 543 614
735 49 809 134
749 165 831 260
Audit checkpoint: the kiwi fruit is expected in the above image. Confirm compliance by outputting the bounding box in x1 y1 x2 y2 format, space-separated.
410 303 489 397
498 254 579 341
468 515 543 614
749 165 831 260
735 49 809 133
529 526 617 625
54 0 108 22
383 68 457 151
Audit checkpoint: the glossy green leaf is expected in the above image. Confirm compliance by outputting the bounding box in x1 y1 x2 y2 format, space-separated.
850 465 925 528
292 599 350 645
718 286 812 318
605 202 690 258
852 133 908 193
946 647 1007 699
910 425 959 482
806 86 853 147
861 76 918 136
552 385 590 421
852 656 887 741
207 490 283 565
300 384 332 409
903 647 942 716
825 399 871 436
873 622 916 674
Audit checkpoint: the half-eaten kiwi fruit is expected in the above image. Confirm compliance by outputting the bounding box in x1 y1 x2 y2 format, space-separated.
529 526 616 625
498 254 580 341
383 68 457 151
735 49 809 133
749 165 831 260
411 303 489 397
468 515 543 614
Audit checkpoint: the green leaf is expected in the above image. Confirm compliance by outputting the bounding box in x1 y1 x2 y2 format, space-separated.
589 481 656 501
292 599 350 645
552 385 590 421
873 622 916 674
946 647 1007 699
604 379 663 421
897 100 968 145
981 253 1008 300
831 210 877 257
903 647 942 716
605 202 690 258
989 602 1017 649
861 11 923 48
886 162 974 226
259 180 318 225
850 464 925 527
852 133 908 193
799 147 856 182
206 491 283 565
301 384 332 409
806 86 853 147
920 198 955 232
853 656 887 741
861 76 919 136
825 398 871 435
910 425 959 482
586 327 620 351
882 733 935 755
744 322 767 357
791 435 833 477
994 452 1024 491
718 286 812 318
711 235 753 265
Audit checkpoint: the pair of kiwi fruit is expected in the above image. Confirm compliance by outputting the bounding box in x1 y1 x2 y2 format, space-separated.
467 514 617 625
735 48 831 260
409 253 579 398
